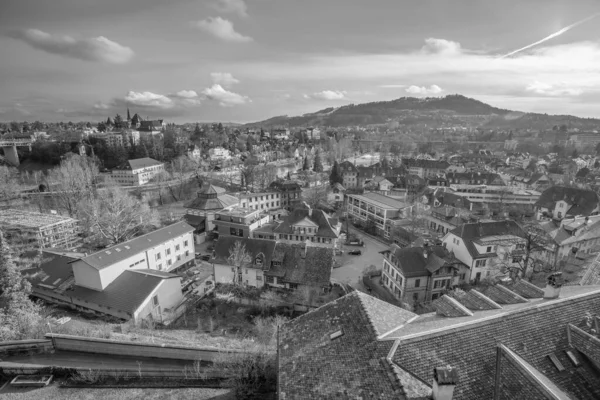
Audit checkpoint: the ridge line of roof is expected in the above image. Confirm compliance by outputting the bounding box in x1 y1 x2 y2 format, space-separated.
393 288 600 343
354 292 380 338
378 315 420 340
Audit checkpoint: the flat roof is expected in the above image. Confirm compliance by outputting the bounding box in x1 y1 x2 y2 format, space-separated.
217 207 260 218
0 209 77 230
347 192 409 210
77 221 194 270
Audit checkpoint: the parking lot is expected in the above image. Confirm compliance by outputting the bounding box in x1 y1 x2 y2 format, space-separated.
331 228 389 289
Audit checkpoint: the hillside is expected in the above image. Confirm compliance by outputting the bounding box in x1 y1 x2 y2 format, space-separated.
246 94 600 130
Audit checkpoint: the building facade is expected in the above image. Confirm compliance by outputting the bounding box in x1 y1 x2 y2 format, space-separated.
111 157 165 186
346 192 411 236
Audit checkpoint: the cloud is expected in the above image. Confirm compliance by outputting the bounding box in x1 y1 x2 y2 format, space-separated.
405 85 443 95
193 17 253 43
305 90 347 100
210 72 240 87
93 102 111 110
213 0 248 17
124 91 174 109
421 38 461 55
173 90 199 99
202 84 250 106
525 81 583 97
7 29 134 64
379 84 406 88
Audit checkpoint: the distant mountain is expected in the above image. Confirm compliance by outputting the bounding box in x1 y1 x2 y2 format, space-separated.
245 94 600 130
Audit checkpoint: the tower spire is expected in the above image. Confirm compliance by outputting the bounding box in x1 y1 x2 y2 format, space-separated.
127 107 131 121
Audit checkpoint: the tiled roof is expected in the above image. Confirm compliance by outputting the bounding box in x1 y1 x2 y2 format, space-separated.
402 158 449 169
128 157 163 170
272 207 339 239
77 221 194 270
384 246 458 278
450 220 526 259
211 236 276 270
265 243 333 287
182 214 205 228
279 291 421 400
535 186 599 216
390 286 600 400
184 189 239 211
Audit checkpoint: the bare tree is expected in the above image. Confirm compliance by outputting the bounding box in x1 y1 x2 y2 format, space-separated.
48 156 99 217
79 182 160 245
0 166 20 204
240 158 258 190
166 156 193 201
227 241 252 286
301 185 330 209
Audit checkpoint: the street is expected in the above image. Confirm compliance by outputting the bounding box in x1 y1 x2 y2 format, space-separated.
331 228 389 289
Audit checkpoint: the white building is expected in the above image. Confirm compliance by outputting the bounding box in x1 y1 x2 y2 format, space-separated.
209 147 231 161
346 192 411 237
111 157 165 186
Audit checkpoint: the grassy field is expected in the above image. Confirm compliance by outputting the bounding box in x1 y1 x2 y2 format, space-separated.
0 383 232 400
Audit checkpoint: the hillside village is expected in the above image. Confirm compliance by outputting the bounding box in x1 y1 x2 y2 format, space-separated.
3 98 600 398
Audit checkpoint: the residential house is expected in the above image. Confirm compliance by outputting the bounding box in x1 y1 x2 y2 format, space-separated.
381 245 470 303
253 203 341 249
279 284 600 399
184 184 239 242
446 172 505 186
346 192 411 237
364 176 393 191
423 205 479 236
0 209 81 250
329 182 346 204
111 157 165 186
208 147 231 161
212 206 271 238
535 186 600 221
211 237 333 292
187 145 201 159
138 119 165 134
442 220 530 282
539 214 600 261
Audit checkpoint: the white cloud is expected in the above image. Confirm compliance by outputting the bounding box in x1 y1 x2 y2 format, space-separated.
213 0 248 17
93 102 111 110
173 90 199 99
193 17 253 43
124 91 174 109
405 85 443 95
202 84 250 106
525 81 583 97
7 29 134 64
210 72 240 87
306 90 347 100
421 38 462 55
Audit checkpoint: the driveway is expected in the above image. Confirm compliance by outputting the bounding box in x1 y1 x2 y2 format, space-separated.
331 228 389 288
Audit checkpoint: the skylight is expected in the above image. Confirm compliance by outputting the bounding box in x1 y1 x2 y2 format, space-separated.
105 251 111 255
125 245 131 249
115 248 121 252
329 330 344 340
548 353 565 372
565 351 580 367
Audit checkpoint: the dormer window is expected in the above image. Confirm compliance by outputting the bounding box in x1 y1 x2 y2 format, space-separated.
255 253 264 266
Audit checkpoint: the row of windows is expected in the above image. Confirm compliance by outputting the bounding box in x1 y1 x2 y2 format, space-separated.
279 234 332 244
129 258 145 268
155 240 189 260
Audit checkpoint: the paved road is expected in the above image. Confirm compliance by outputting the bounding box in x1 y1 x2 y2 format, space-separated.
331 228 389 288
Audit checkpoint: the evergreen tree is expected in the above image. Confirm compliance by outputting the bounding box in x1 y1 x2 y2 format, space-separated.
313 151 324 172
127 108 131 121
0 229 37 314
114 114 124 129
302 156 310 171
106 117 113 126
329 160 342 185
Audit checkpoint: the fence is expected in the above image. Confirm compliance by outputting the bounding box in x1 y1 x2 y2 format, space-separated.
45 333 245 361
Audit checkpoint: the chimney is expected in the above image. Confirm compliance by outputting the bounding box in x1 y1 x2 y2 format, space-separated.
543 272 564 299
432 366 458 400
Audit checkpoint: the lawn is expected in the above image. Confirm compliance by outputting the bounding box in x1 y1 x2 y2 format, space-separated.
0 383 232 400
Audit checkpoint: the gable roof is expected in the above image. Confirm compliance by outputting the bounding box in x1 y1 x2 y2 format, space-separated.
273 206 339 238
184 184 239 211
535 186 599 216
279 291 422 400
211 237 276 269
384 246 459 278
76 221 194 270
450 221 526 259
128 157 163 170
266 243 333 287
402 158 449 170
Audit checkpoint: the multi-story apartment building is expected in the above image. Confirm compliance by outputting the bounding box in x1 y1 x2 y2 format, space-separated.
213 207 271 238
0 209 81 250
72 222 195 289
237 191 283 215
346 192 411 236
569 133 600 151
450 185 541 206
338 161 359 188
446 172 505 186
111 157 165 186
402 159 450 179
442 221 529 283
381 245 469 304
269 180 303 211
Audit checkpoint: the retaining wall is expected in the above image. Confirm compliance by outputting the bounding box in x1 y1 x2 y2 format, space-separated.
0 339 53 355
45 333 244 361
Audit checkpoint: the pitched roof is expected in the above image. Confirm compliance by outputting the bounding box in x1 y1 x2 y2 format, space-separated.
389 286 600 400
384 246 459 278
450 221 525 259
76 221 194 270
273 206 339 238
266 243 333 287
279 291 422 400
211 237 277 269
184 185 239 211
127 157 163 170
402 158 449 169
535 186 599 216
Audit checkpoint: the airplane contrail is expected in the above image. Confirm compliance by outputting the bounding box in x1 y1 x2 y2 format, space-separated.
501 12 600 58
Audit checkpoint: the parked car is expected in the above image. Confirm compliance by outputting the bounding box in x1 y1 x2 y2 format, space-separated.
200 254 211 261
349 250 362 256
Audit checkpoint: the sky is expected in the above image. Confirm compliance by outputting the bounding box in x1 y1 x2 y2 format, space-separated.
2 0 600 123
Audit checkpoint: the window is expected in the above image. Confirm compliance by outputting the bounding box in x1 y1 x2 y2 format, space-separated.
415 279 420 288
177 255 181 261
176 244 180 251
168 259 172 266
289 283 298 290
475 259 487 268
256 275 263 281
185 250 189 257
432 293 440 301
166 248 171 255
486 246 492 252
460 273 466 280
156 253 161 261
266 276 274 284
152 295 159 307
157 263 162 270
